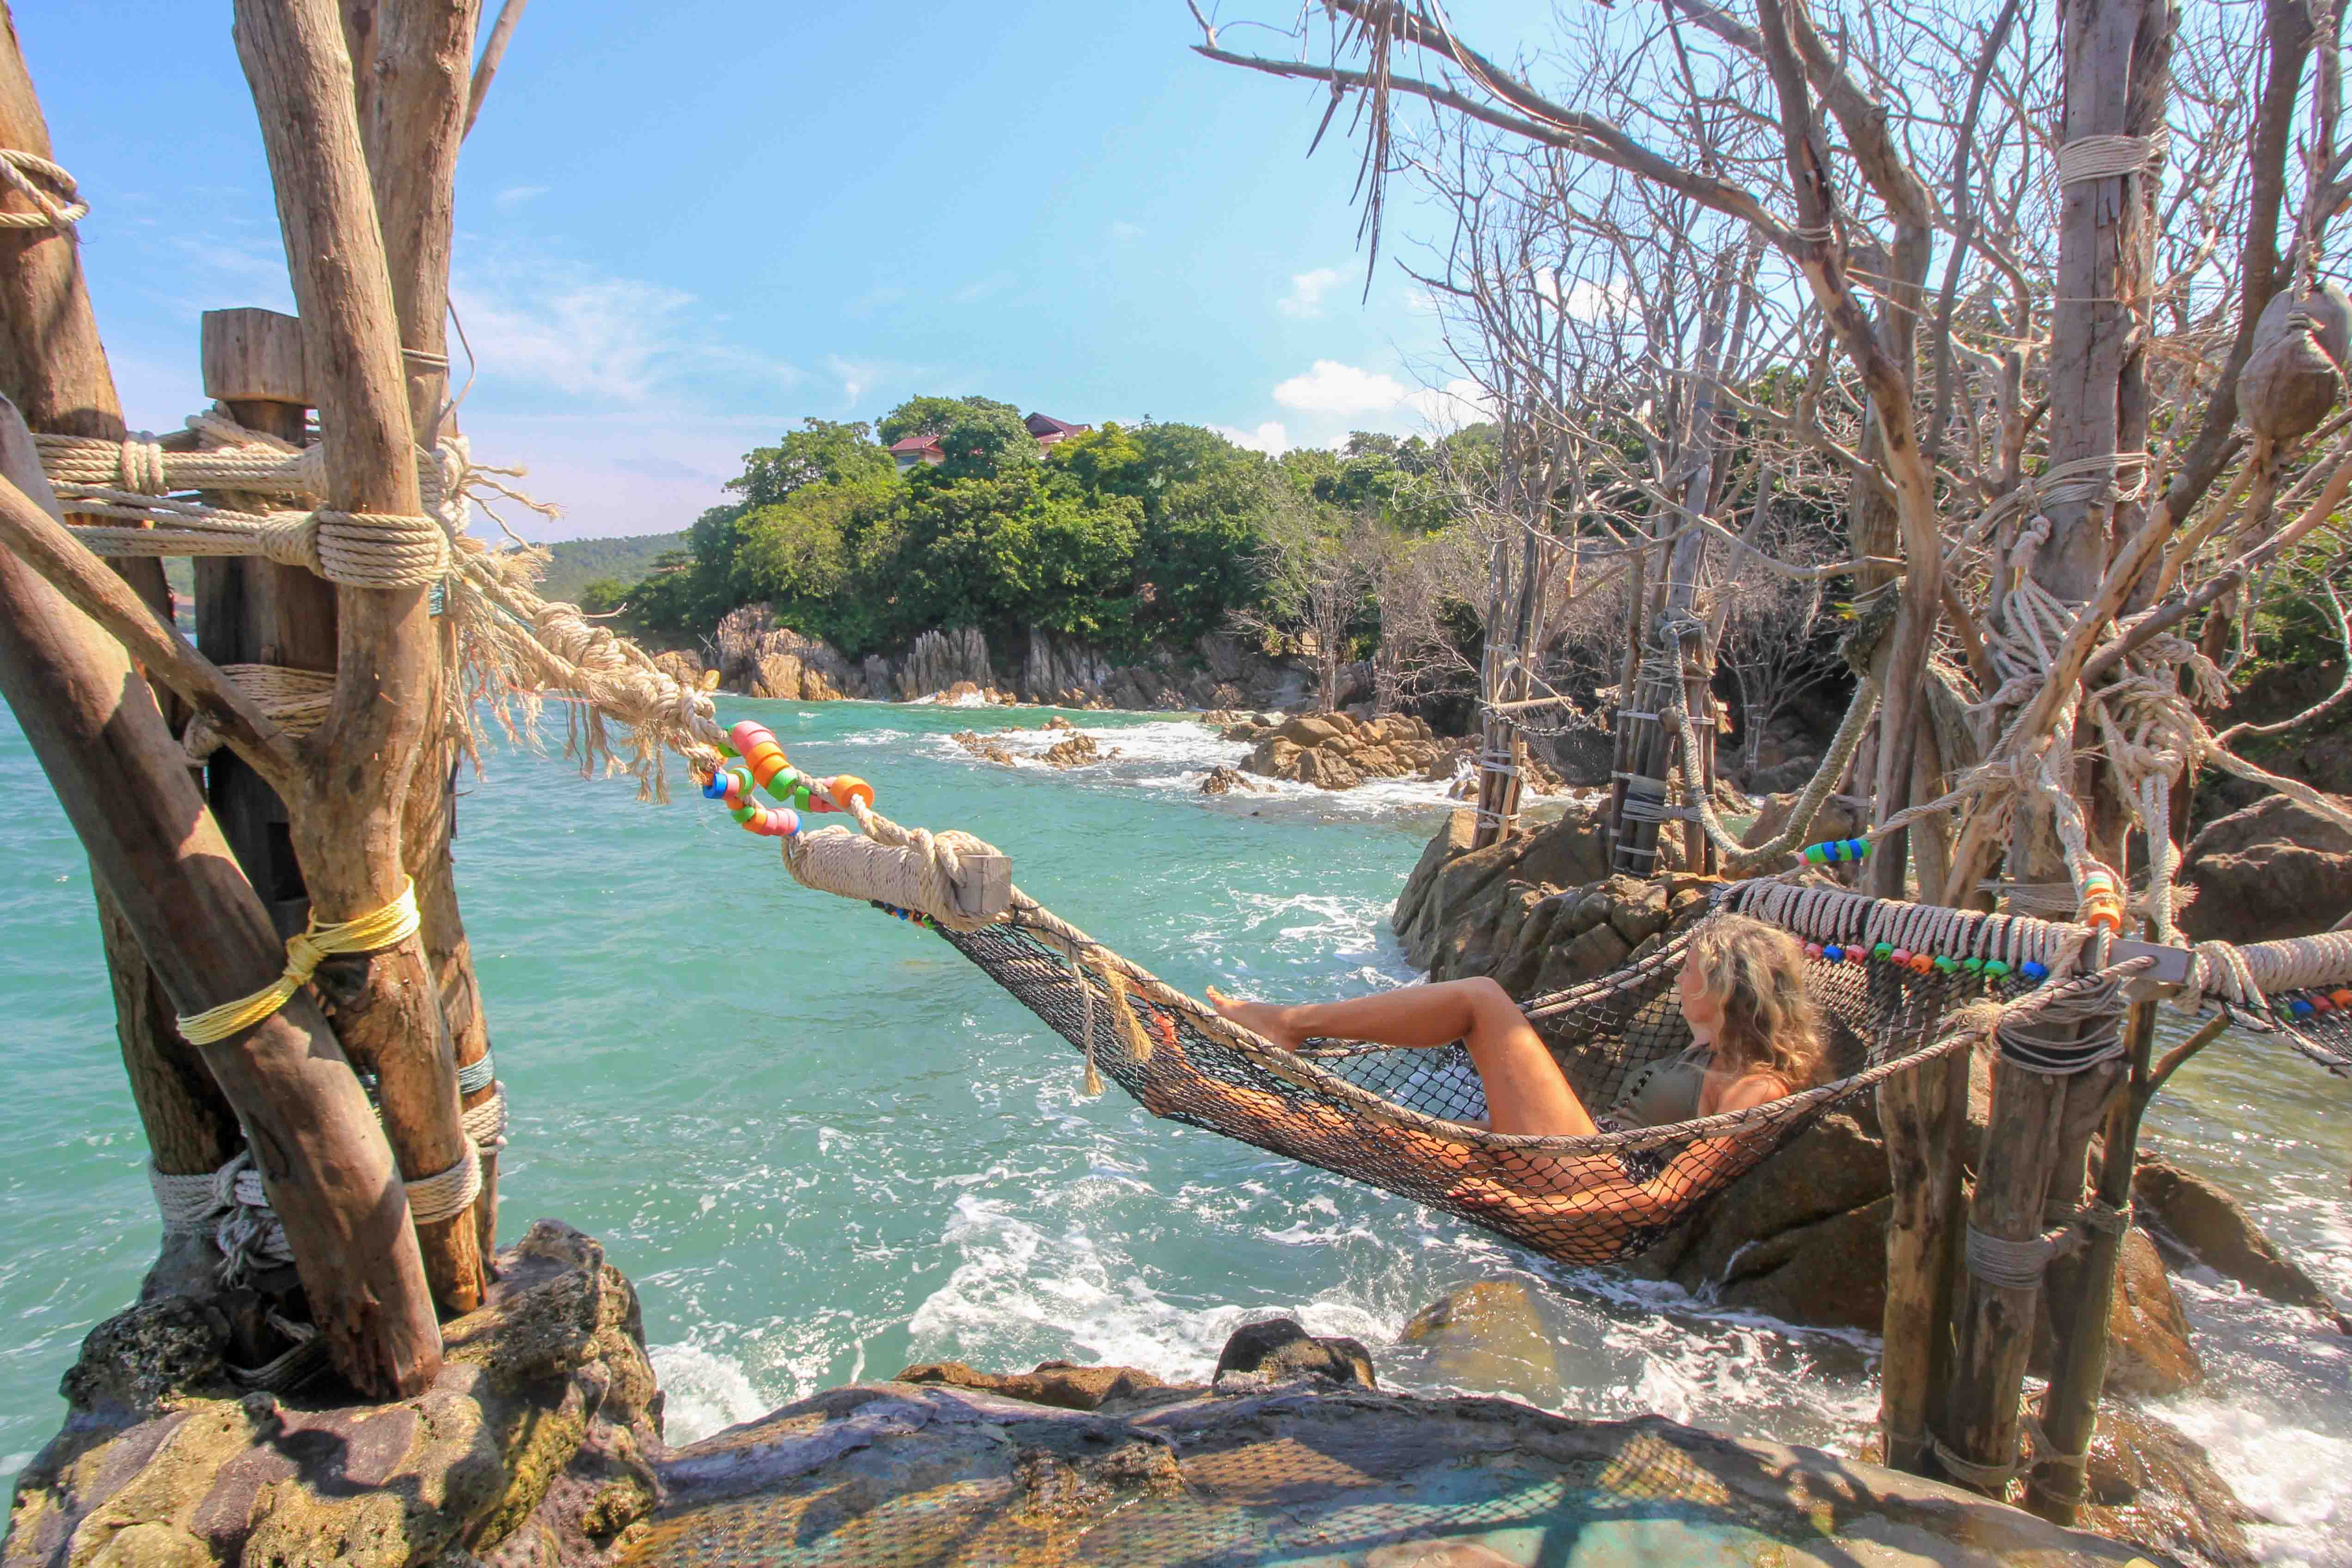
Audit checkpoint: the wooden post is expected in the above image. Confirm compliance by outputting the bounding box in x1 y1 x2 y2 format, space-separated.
197 308 338 938
354 0 502 1263
2027 998 2155 1524
0 417 441 1396
1875 1040 1972 1474
1939 1050 2126 1495
0 4 249 1299
233 0 487 1316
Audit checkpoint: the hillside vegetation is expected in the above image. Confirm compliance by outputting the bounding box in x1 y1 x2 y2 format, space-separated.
537 531 684 606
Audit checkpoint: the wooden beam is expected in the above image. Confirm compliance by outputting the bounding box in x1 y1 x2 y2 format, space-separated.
233 0 487 1315
0 408 440 1396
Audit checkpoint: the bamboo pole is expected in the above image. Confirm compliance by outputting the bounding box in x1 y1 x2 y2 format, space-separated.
0 416 442 1396
233 0 487 1315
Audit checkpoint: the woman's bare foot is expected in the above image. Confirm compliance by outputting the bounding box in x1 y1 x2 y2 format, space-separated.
1205 986 1310 1050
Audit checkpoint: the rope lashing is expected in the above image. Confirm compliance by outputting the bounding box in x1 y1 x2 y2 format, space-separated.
61 495 450 588
2056 129 2170 187
311 508 450 588
457 1049 497 1096
0 149 87 228
181 664 336 762
151 1153 292 1284
1988 958 2145 1074
1664 678 1880 872
176 881 422 1046
402 1137 485 1225
1929 1430 2022 1494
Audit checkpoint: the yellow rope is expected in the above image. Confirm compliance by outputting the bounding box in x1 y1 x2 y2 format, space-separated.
177 882 421 1046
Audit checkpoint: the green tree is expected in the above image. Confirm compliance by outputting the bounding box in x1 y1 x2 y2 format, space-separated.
877 393 1023 447
729 418 894 507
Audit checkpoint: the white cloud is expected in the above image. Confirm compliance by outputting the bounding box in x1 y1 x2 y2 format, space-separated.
1273 359 1412 414
1212 421 1291 453
1404 377 1493 429
449 252 800 406
494 184 548 210
1109 220 1145 242
1277 266 1346 319
1560 276 1634 320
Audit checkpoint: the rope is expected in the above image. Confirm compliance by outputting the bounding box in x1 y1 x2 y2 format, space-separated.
2056 129 2169 187
1966 1219 2085 1288
181 664 336 762
149 1152 292 1285
1929 1431 2021 1494
1989 958 2143 1074
457 1050 496 1096
0 149 87 228
175 882 421 1045
779 817 1007 931
1666 678 1879 870
402 1140 485 1225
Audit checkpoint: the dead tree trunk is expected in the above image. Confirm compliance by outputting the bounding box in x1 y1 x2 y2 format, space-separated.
233 0 487 1315
0 6 247 1301
353 0 501 1264
0 421 441 1396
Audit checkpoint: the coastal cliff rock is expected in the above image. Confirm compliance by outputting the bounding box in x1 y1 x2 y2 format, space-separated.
620 1378 2149 1566
1228 710 1445 790
713 606 858 702
6 1221 662 1568
2180 791 2352 944
898 627 993 701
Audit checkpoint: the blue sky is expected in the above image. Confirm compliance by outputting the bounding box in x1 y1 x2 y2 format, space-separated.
18 1 1527 540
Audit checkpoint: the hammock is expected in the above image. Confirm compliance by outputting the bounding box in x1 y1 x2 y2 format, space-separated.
754 764 2352 1267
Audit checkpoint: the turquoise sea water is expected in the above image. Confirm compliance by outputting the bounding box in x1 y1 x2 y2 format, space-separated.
2 698 2348 1562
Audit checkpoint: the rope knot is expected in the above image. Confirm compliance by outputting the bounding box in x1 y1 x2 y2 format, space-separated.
312 508 450 589
0 148 88 229
117 432 168 495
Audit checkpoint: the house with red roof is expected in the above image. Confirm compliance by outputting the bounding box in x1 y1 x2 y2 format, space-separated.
888 412 1091 474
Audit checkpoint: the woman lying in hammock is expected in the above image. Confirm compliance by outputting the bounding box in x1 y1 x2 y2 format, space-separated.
1178 914 1824 1226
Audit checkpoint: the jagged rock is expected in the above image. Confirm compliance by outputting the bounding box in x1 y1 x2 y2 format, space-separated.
1399 1281 1559 1402
2133 1154 2350 1328
1530 920 1633 998
898 628 992 700
1199 766 1259 796
7 1222 663 1568
628 1379 2150 1564
2077 1403 2267 1568
1041 732 1105 767
1607 879 1671 946
1211 1319 1377 1388
894 1360 1166 1412
952 732 1020 766
650 649 704 689
2180 792 2352 943
1747 755 1822 796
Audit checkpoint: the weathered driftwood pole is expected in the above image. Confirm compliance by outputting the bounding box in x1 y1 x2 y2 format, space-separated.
352 0 503 1263
233 0 487 1315
0 421 443 1396
198 307 338 939
0 8 248 1301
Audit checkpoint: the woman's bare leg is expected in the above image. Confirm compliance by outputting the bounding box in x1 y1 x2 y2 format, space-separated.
1210 977 1599 1138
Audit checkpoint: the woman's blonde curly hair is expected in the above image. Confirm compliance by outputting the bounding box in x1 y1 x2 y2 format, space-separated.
1687 913 1825 1089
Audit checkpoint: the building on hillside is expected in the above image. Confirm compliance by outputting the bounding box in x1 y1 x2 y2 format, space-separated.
888 433 946 472
888 412 1093 474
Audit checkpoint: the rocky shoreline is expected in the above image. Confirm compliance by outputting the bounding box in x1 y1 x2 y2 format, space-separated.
6 1229 2246 1568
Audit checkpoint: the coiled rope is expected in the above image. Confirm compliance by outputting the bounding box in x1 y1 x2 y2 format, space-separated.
175 881 423 1045
0 149 86 228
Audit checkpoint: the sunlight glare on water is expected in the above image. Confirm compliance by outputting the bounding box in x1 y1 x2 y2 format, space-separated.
0 697 2345 1563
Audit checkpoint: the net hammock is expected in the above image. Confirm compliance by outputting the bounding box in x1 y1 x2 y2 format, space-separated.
756 766 2352 1267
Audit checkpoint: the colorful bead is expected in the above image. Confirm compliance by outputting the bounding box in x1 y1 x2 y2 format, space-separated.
1909 953 1934 974
1872 943 1894 962
1984 960 2011 979
700 772 728 799
1889 947 1911 965
1933 956 1958 973
2315 994 2335 1013
2019 961 2049 983
1962 956 1984 973
829 774 876 813
1803 843 1829 865
2290 996 2316 1018
1804 942 1824 959
1821 945 1844 963
1848 945 1869 963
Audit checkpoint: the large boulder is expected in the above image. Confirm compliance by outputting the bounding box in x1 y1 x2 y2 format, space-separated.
2077 1403 2267 1568
1398 1281 1559 1403
2133 1153 2349 1329
7 1222 663 1568
2180 792 2352 943
1212 1318 1377 1388
631 1379 2151 1564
